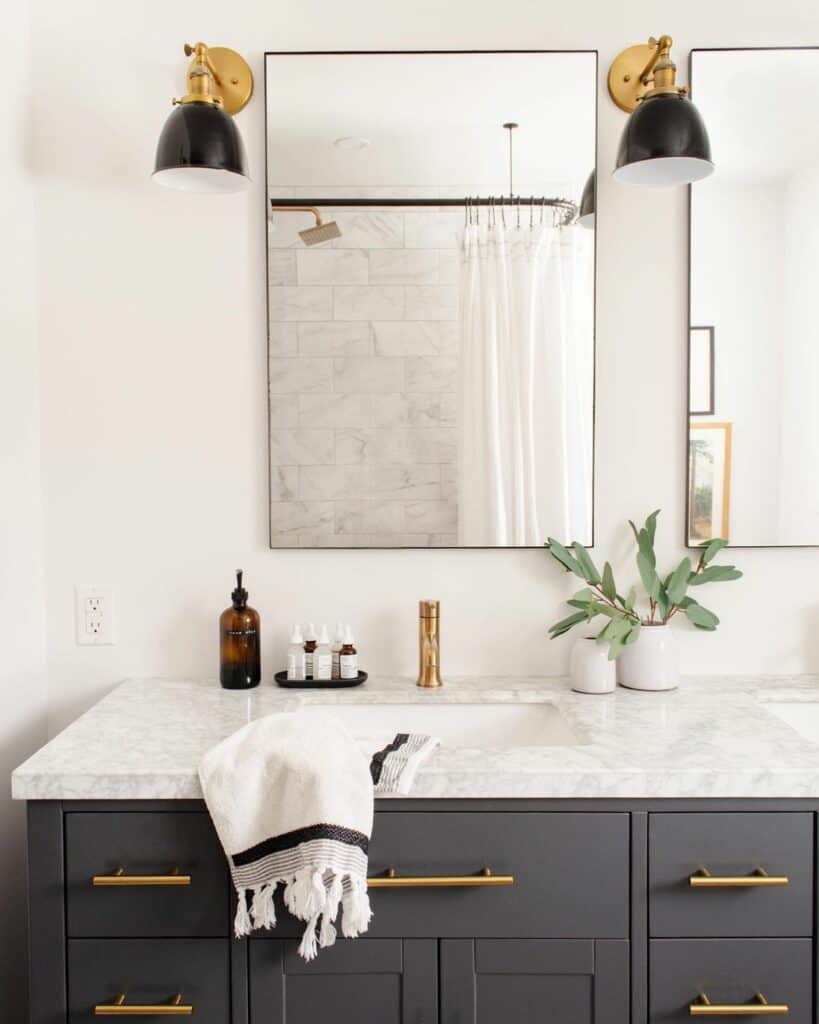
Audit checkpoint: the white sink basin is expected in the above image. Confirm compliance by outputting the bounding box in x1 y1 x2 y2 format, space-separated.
765 703 819 744
308 702 579 749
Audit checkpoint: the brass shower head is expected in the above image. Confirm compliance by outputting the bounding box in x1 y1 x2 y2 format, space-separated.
269 204 341 246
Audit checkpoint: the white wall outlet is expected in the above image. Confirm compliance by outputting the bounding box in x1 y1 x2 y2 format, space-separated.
75 585 116 645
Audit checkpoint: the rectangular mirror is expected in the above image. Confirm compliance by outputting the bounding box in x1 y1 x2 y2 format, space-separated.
265 50 597 549
689 48 819 547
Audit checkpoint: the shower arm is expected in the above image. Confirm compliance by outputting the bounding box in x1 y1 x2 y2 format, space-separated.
269 204 326 227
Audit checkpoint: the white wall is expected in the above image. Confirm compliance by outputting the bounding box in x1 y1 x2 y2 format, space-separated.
1 1 47 1017
26 0 819 739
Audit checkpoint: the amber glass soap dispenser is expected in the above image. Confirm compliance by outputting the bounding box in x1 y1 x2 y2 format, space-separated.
219 570 261 689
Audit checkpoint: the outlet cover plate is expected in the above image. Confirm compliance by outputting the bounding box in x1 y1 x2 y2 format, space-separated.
75 585 116 645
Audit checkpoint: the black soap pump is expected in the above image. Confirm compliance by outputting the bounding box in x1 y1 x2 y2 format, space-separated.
219 570 261 689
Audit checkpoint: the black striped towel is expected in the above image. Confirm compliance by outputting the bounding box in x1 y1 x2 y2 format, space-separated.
199 710 438 959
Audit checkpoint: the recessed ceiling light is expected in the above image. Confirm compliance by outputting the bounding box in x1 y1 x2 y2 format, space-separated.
333 136 371 150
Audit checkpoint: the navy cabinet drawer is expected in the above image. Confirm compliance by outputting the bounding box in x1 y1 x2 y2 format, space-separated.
68 939 229 1022
66 812 229 937
649 813 812 937
262 811 629 939
650 939 811 1024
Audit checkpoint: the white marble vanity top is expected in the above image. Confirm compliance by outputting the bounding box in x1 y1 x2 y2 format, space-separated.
13 675 819 800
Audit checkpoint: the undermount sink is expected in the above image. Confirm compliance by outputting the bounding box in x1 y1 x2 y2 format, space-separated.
309 701 580 749
765 702 819 744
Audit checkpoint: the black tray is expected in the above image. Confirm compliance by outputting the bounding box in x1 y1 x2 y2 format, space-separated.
274 670 367 689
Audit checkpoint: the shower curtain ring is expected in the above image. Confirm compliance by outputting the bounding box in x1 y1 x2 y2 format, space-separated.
540 197 545 224
500 195 506 228
475 197 480 226
516 196 521 228
529 195 534 229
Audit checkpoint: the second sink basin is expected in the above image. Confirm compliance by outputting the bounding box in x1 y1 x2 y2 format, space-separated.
309 701 580 749
765 702 819 744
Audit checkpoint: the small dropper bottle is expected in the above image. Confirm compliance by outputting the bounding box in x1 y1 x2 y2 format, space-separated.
314 625 333 681
303 623 318 680
339 625 358 680
331 621 345 679
287 625 306 681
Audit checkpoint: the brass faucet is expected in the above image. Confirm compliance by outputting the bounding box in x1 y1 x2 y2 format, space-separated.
416 600 443 688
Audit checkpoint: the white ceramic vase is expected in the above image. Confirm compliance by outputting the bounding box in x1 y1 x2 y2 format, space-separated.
616 624 679 692
570 637 616 694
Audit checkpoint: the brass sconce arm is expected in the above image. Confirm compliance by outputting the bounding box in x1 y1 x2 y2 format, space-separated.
170 41 253 115
608 34 688 113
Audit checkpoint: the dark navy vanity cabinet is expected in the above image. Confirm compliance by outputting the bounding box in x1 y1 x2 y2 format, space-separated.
26 800 817 1023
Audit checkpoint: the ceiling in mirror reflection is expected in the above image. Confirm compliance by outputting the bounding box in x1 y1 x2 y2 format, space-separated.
693 49 819 183
266 52 596 194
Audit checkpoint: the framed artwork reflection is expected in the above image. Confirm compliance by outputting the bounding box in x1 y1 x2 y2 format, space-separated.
689 326 715 416
688 421 732 544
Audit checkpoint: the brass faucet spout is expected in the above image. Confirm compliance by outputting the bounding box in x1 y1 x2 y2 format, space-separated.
416 600 443 688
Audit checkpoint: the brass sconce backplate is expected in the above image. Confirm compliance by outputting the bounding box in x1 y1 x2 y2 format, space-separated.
185 44 253 115
607 41 658 112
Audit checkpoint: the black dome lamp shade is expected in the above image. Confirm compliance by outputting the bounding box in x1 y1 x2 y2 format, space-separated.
608 36 714 187
153 42 253 193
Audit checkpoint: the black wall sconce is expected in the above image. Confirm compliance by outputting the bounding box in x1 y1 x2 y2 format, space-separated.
153 43 253 193
608 35 713 186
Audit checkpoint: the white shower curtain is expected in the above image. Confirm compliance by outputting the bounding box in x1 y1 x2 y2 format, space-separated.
457 217 593 547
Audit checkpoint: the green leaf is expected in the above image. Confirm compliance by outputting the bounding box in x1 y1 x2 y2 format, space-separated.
624 622 641 645
548 610 588 638
699 538 728 565
636 528 656 568
607 636 626 661
628 520 641 544
572 543 601 585
666 557 692 606
656 583 671 621
689 565 743 586
684 601 720 630
624 586 637 612
572 588 594 603
546 539 584 578
637 550 661 600
601 562 616 602
644 509 661 546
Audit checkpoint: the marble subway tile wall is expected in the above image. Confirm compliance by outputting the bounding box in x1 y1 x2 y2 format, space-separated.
268 205 462 547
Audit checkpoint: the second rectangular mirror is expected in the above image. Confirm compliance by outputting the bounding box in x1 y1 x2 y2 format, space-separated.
689 47 819 547
266 50 597 549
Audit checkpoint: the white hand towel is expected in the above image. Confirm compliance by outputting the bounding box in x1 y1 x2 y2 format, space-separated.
199 710 439 960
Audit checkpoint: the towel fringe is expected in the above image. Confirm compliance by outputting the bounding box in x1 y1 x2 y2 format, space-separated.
233 867 371 946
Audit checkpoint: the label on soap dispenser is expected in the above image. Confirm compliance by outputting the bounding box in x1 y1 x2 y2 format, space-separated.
340 653 358 679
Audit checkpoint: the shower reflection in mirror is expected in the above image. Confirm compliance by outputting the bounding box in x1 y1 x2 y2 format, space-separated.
265 51 597 549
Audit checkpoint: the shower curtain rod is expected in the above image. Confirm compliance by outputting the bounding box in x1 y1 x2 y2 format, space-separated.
270 196 577 214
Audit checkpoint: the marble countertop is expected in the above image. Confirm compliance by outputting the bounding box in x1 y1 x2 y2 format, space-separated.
13 675 819 800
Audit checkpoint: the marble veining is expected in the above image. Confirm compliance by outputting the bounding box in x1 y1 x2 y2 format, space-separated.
13 675 819 801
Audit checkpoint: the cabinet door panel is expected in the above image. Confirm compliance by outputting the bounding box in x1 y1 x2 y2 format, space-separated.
249 938 436 1024
441 938 629 1024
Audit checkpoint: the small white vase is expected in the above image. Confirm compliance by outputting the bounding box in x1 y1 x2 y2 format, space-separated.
570 637 616 694
617 624 679 692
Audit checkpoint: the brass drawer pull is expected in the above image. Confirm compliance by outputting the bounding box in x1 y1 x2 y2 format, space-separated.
689 868 789 888
690 993 789 1016
367 867 514 888
92 866 191 887
95 992 192 1016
